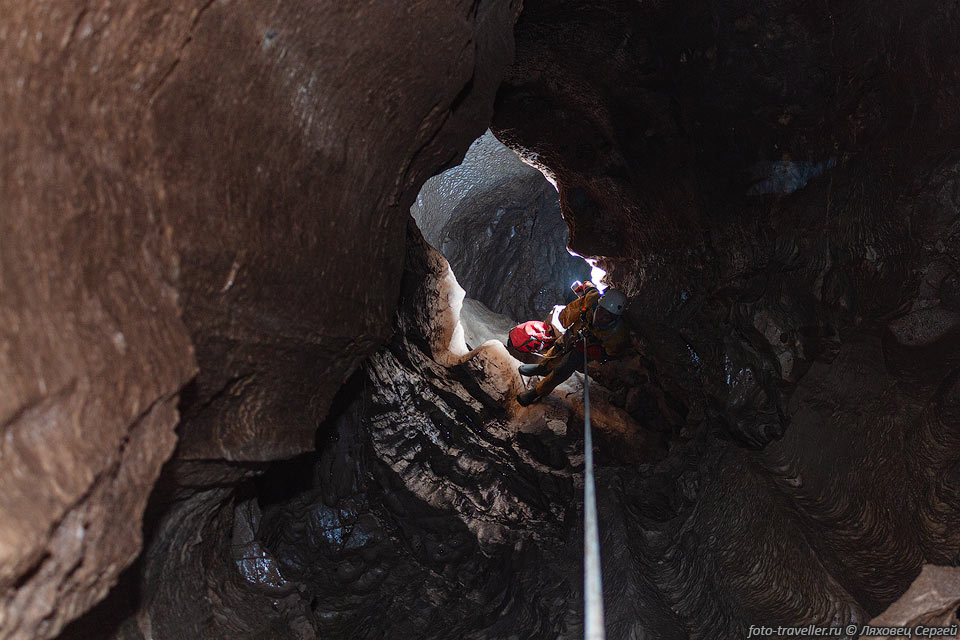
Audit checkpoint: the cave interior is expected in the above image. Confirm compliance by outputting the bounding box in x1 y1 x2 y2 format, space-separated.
3 1 960 639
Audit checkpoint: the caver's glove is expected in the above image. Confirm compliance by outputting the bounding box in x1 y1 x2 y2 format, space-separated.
571 280 593 296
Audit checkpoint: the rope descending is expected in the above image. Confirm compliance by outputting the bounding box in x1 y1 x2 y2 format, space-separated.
582 346 606 640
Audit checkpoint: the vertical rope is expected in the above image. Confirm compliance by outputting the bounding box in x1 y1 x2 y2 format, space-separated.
583 345 606 640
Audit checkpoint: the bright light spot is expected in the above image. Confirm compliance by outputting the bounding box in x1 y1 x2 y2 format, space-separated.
543 173 559 192
587 259 608 293
566 250 609 293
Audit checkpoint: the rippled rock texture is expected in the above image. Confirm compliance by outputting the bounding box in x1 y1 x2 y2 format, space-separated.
9 0 960 639
489 0 960 637
0 1 517 637
61 226 593 640
254 227 580 638
412 130 589 321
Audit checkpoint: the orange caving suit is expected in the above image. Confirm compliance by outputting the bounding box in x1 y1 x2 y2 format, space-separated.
534 283 630 397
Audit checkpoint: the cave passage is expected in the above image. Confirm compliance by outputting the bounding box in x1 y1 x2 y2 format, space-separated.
5 1 960 640
410 129 592 336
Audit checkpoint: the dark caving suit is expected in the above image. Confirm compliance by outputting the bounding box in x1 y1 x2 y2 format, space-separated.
517 282 629 405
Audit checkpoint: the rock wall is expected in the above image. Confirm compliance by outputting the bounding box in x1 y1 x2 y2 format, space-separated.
490 0 960 637
60 224 594 639
253 225 579 639
0 1 518 638
7 0 960 638
412 130 590 321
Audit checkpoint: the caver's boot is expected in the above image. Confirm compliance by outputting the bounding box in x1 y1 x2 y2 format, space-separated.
516 388 541 406
518 363 548 377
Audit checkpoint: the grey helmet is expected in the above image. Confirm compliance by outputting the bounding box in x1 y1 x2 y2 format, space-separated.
598 289 627 315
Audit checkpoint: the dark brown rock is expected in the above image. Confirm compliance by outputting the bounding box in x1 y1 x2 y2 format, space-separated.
0 1 518 637
487 0 960 637
7 0 960 638
67 223 585 640
0 5 199 637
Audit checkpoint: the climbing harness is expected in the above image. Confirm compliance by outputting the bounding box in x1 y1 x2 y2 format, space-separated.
582 345 606 639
